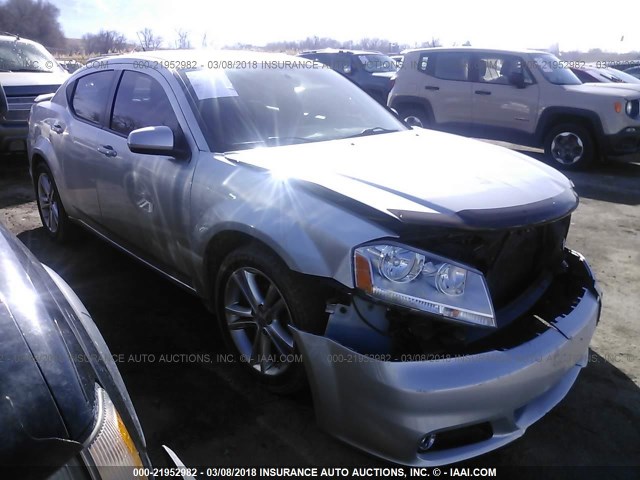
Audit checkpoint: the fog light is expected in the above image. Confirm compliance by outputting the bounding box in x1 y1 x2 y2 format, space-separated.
418 433 437 453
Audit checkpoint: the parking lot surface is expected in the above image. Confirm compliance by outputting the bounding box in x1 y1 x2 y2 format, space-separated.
1 150 638 474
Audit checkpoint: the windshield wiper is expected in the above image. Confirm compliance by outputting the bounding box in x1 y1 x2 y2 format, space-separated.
10 68 50 73
347 127 399 139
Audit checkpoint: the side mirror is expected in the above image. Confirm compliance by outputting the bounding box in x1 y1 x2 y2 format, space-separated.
509 71 526 89
404 116 423 128
127 126 175 156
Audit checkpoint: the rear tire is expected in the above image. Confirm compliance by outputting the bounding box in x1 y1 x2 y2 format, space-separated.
396 104 431 128
215 244 328 394
34 163 75 243
543 124 596 170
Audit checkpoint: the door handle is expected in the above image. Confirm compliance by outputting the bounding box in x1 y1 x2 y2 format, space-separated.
97 145 117 157
51 124 64 134
425 86 440 91
475 90 491 95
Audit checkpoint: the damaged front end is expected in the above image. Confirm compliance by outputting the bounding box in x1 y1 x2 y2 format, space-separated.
293 248 601 466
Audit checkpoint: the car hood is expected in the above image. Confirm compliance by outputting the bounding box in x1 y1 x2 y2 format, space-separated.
581 81 640 91
565 82 640 98
225 129 577 230
0 71 68 88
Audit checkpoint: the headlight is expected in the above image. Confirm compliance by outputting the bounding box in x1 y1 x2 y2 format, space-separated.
626 99 639 118
84 385 146 478
354 243 496 328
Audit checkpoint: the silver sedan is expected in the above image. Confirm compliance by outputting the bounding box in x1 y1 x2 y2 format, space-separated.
28 50 600 466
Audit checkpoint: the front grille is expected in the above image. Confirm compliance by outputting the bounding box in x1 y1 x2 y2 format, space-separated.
4 95 38 121
403 216 571 309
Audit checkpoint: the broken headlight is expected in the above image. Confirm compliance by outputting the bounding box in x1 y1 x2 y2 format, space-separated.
354 243 496 328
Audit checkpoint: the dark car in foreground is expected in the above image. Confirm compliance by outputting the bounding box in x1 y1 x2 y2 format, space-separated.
0 220 156 478
28 49 601 466
298 48 397 104
0 33 68 155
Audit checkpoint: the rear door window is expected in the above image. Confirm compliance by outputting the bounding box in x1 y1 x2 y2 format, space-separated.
71 70 115 124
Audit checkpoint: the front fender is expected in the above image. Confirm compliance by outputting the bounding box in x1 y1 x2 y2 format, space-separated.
189 155 395 290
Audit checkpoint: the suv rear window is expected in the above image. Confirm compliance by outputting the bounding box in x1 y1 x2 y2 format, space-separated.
434 53 470 81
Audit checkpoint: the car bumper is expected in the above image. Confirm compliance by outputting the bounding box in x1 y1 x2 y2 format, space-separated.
603 127 640 156
0 120 28 153
293 250 600 466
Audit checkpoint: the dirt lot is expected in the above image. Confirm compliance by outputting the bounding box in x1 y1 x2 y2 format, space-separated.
1 151 638 475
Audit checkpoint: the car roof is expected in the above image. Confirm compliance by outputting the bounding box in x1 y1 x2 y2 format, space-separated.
299 48 383 55
0 33 41 45
401 46 551 56
90 49 309 67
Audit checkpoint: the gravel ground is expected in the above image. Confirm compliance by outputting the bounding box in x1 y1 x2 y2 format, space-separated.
1 151 638 476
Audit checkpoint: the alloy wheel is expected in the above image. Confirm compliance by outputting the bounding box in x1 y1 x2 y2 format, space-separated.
37 173 59 234
223 267 295 376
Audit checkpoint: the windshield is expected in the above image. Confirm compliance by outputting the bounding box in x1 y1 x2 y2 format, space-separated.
0 39 65 73
180 62 406 152
533 54 582 85
600 68 640 84
357 54 397 73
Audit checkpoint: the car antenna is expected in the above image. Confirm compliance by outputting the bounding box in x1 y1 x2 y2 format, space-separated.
136 31 146 52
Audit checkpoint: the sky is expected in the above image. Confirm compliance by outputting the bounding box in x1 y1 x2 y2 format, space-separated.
54 0 640 53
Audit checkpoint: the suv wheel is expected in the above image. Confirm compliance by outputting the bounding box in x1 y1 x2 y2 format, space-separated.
215 245 327 394
397 105 431 128
34 163 74 242
544 124 596 170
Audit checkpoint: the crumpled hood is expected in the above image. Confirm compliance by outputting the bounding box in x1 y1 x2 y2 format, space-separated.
225 129 577 229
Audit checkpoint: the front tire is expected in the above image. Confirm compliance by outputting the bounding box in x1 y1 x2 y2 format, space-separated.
34 163 74 242
215 245 327 394
544 124 596 170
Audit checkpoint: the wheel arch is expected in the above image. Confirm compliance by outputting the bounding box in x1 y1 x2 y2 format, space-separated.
536 107 604 151
388 95 435 123
199 226 321 309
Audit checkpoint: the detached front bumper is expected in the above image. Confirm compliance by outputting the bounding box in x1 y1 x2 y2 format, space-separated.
293 250 600 466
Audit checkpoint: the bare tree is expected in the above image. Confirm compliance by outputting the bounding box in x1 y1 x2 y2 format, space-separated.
83 30 128 54
175 29 191 49
0 0 65 48
420 37 442 48
137 28 162 51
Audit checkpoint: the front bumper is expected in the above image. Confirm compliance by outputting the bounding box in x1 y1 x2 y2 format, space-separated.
0 120 28 153
293 250 600 466
603 126 640 156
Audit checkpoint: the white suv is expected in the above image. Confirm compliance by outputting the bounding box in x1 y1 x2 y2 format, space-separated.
389 47 640 169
